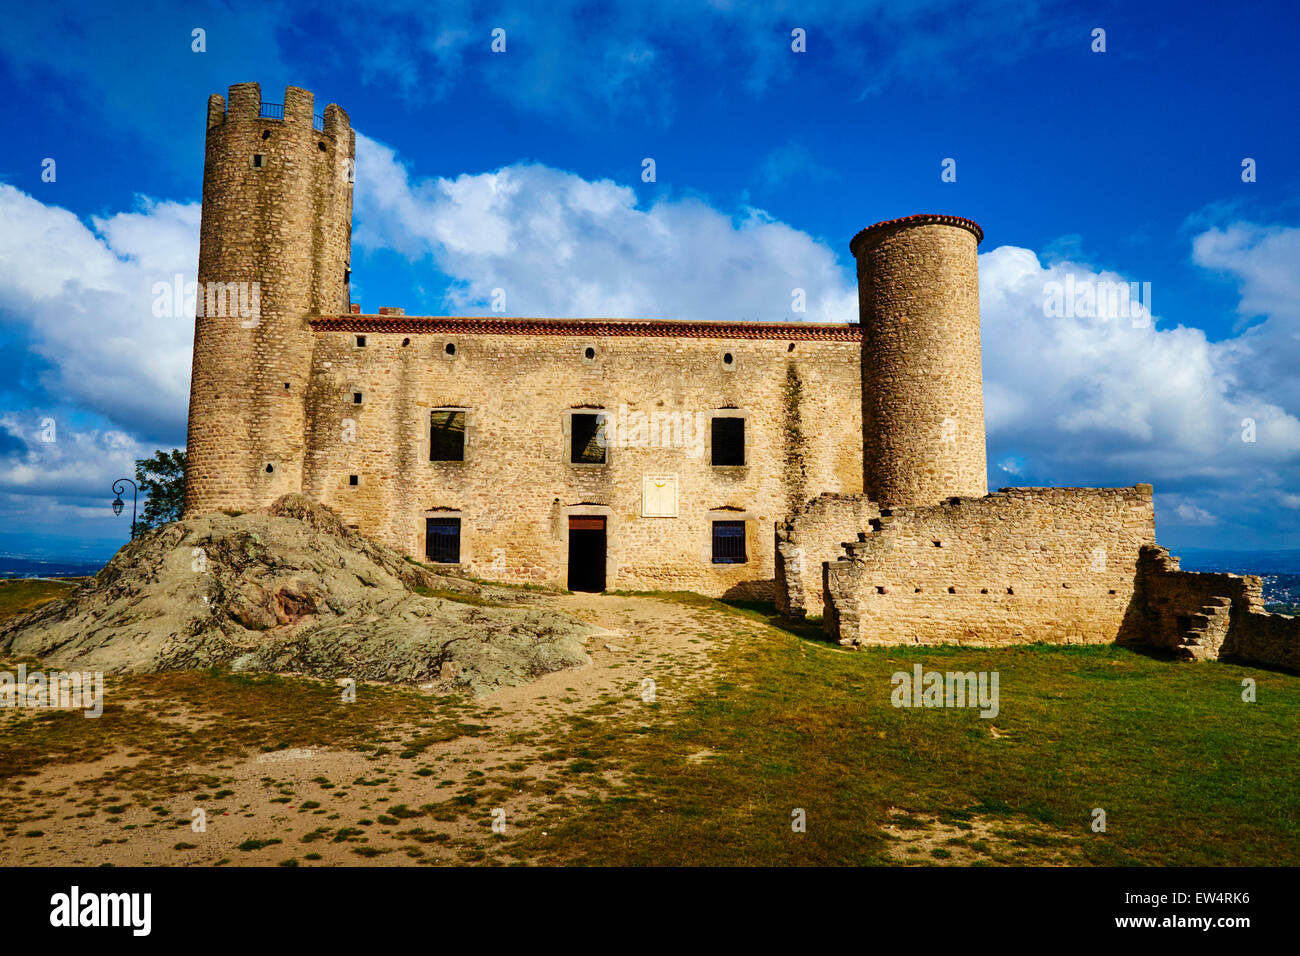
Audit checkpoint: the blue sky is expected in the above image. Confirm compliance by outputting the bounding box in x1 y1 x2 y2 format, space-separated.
0 0 1297 560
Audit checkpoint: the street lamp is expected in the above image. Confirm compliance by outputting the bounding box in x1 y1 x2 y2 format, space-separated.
112 478 138 540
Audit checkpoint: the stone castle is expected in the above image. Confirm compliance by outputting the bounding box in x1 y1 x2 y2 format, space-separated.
183 83 1298 671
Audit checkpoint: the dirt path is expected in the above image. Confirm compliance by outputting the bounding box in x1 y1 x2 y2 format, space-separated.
0 593 737 866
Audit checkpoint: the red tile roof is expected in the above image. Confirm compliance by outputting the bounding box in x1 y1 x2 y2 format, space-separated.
310 315 863 341
849 214 984 256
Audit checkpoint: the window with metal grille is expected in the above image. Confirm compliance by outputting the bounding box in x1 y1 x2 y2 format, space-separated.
571 413 607 464
430 410 466 461
712 520 746 564
712 416 745 466
425 518 461 563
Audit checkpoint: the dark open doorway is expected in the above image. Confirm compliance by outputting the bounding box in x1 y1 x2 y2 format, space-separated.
568 516 607 592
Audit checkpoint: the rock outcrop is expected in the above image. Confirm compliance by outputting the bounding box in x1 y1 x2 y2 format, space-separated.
0 496 595 694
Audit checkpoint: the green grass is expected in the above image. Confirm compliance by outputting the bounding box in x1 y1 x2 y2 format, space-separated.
508 599 1300 866
410 585 514 608
236 838 281 852
3 584 1296 866
0 667 483 795
0 578 83 621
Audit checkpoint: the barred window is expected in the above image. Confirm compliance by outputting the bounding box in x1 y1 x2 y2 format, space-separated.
430 410 466 462
425 518 461 563
571 413 607 464
712 520 747 564
712 417 744 466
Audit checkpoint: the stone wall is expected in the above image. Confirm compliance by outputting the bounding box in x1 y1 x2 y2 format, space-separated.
775 493 878 618
822 485 1156 646
301 317 864 597
1130 546 1300 671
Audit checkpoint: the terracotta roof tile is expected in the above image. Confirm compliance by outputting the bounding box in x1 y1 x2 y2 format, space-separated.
310 315 863 341
849 214 983 256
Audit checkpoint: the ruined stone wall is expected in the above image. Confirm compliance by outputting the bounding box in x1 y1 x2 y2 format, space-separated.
823 485 1156 646
301 319 863 597
1131 546 1300 671
776 493 878 618
184 82 354 517
1229 612 1300 672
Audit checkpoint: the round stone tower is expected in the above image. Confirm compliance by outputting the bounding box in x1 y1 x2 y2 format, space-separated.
851 214 987 508
184 83 354 516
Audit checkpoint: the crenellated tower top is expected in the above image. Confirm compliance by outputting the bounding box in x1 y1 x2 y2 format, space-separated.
183 82 356 517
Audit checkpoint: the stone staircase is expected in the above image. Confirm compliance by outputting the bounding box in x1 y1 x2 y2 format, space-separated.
1175 596 1232 661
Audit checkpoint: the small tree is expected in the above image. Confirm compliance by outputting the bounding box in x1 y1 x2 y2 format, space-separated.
135 449 186 530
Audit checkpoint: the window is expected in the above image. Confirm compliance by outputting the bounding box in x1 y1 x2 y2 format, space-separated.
251 154 265 168
349 474 359 486
430 410 466 462
571 413 606 464
712 521 746 564
712 417 745 466
426 518 461 563
355 335 366 348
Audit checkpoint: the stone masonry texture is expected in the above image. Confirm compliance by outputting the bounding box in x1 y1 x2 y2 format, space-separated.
1127 546 1300 670
185 83 355 517
822 486 1157 647
300 321 863 598
852 217 987 508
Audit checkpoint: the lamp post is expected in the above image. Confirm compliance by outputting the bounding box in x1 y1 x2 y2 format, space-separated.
112 478 138 540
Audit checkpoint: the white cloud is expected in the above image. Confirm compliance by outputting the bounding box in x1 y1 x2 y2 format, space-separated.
0 414 151 502
1172 501 1218 525
353 134 856 323
0 185 199 442
979 243 1300 488
1191 222 1300 417
1192 223 1300 326
978 235 1300 545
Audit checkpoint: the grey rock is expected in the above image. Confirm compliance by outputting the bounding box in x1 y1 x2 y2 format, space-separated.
0 495 593 695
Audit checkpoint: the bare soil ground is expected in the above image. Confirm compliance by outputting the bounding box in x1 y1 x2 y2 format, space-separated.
0 592 724 867
5 584 1298 867
880 809 1084 866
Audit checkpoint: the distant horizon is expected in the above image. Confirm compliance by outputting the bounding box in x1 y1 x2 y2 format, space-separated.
6 543 1300 577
